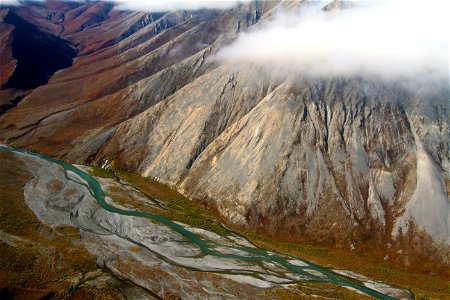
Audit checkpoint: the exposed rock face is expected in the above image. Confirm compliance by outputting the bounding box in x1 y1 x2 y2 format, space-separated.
0 0 448 267
178 77 449 264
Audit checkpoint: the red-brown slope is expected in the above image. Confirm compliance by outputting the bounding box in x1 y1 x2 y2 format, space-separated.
0 1 155 115
0 2 274 159
0 9 15 88
61 1 114 35
1 9 76 90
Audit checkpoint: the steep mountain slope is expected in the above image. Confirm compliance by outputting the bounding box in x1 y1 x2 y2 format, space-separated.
0 0 171 113
0 9 15 88
0 0 448 273
1 8 76 90
0 6 77 113
0 0 275 155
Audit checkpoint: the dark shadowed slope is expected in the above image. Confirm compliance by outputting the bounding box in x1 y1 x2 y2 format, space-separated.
1 9 76 90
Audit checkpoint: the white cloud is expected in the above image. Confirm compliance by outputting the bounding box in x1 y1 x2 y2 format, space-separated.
1 0 249 11
114 0 246 12
217 0 450 81
0 0 21 5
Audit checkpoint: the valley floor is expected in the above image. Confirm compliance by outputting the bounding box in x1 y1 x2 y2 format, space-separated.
0 147 448 299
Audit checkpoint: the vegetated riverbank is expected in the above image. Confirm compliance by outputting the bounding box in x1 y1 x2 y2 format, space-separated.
97 166 450 299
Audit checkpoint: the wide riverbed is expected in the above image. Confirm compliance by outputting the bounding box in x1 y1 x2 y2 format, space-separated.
0 146 412 299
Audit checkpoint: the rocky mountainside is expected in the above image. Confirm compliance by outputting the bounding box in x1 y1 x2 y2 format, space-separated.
0 0 448 272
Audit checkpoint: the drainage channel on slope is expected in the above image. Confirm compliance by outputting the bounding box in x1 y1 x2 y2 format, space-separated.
0 146 396 300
